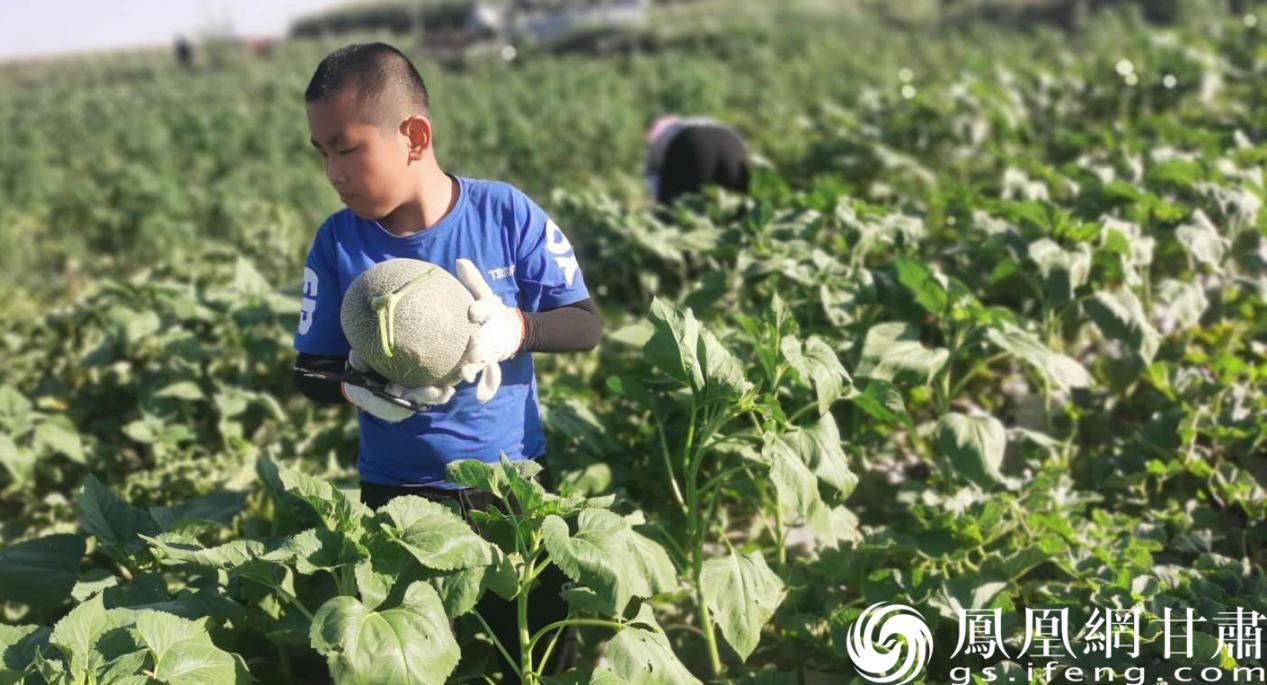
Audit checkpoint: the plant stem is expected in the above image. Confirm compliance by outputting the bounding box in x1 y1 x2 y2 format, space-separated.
786 400 819 424
773 502 787 571
333 566 357 597
518 579 534 685
277 587 314 621
472 610 523 682
657 419 688 513
528 618 627 651
695 571 724 676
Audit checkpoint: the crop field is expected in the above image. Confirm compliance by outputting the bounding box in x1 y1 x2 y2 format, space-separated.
0 1 1265 684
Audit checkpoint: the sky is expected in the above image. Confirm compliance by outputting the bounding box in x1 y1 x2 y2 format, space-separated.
0 0 348 61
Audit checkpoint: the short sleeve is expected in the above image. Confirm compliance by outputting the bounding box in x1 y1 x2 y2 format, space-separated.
514 193 590 313
293 220 351 356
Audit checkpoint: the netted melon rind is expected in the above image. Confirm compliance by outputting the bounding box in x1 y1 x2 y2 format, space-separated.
340 258 478 387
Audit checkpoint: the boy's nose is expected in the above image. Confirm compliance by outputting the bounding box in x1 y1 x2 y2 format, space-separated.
326 164 346 186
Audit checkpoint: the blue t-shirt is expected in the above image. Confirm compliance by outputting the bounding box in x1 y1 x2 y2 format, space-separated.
293 174 590 488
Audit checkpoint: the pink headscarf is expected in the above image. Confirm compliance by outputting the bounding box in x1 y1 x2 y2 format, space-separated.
645 115 681 144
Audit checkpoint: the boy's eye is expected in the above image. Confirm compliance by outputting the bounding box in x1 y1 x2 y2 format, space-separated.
338 146 358 155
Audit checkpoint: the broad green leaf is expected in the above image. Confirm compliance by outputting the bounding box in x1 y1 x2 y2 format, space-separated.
80 475 159 548
155 381 204 401
97 649 149 684
0 624 49 683
421 564 486 618
848 380 913 430
0 434 33 485
928 577 1008 621
135 612 245 685
275 462 368 535
35 418 85 464
604 604 701 685
895 257 949 315
354 536 418 612
764 439 834 542
232 256 272 295
276 528 368 575
0 386 32 418
701 551 786 661
445 459 505 495
985 322 1092 390
937 412 1007 489
781 336 852 416
1086 289 1161 363
646 298 750 401
0 534 84 608
542 510 676 615
49 594 134 679
111 307 161 346
71 569 121 603
780 414 856 497
854 322 948 384
1176 210 1228 269
645 298 703 388
310 581 459 685
1026 239 1090 305
607 321 654 348
1153 278 1208 333
379 496 492 571
148 489 248 531
144 536 264 572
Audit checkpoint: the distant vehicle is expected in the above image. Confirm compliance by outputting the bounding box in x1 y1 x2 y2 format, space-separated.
466 0 651 56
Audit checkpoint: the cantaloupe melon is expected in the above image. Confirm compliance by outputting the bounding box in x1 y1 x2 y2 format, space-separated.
340 258 478 388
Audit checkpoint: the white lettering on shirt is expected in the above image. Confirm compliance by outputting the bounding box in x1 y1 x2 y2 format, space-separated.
544 219 578 286
298 267 318 335
488 265 517 280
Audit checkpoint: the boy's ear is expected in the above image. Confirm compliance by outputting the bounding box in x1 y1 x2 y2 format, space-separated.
401 116 432 161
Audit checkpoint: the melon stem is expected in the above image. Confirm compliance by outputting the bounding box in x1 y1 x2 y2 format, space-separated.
369 270 436 360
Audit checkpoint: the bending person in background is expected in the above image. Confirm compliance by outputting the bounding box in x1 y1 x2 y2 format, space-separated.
643 115 751 205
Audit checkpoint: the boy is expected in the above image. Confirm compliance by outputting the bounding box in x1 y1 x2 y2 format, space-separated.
290 43 601 682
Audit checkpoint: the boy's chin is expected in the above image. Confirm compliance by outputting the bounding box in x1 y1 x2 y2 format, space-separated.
345 201 386 221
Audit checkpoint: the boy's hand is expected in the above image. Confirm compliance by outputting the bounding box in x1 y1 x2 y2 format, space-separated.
342 350 455 421
455 258 525 403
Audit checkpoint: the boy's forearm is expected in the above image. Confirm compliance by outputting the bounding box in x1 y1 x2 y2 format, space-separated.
293 352 350 404
521 298 602 353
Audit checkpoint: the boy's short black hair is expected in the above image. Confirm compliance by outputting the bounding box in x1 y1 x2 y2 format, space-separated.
305 43 430 127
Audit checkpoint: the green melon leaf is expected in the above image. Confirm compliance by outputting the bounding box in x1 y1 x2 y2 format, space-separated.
310 581 459 685
604 604 702 685
541 510 675 616
855 321 948 384
135 612 247 685
937 412 1008 489
379 496 492 571
1086 289 1160 363
895 257 949 316
764 439 834 543
985 322 1092 390
0 534 84 609
0 434 33 485
781 335 853 416
80 475 159 548
701 550 786 662
848 380 913 430
35 417 86 464
0 624 50 683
